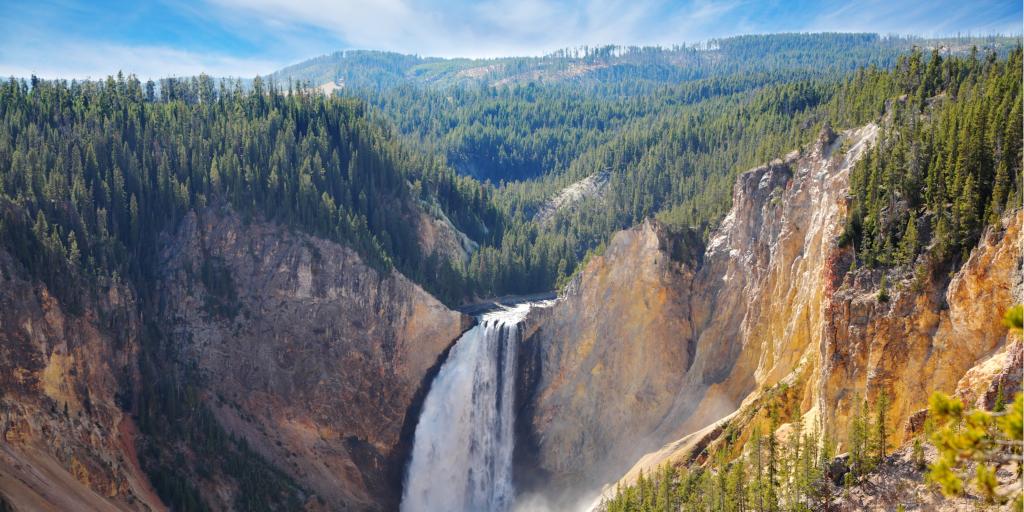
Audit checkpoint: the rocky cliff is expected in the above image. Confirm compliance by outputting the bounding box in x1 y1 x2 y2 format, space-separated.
516 123 1022 504
155 207 470 510
515 219 704 498
0 205 469 511
0 250 163 511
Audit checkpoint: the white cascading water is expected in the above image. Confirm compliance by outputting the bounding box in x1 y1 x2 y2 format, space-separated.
401 303 536 512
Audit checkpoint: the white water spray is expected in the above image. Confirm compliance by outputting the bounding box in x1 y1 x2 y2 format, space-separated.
401 303 538 512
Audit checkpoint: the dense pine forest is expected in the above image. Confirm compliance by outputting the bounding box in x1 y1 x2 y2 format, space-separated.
2 35 1018 306
843 48 1023 272
0 74 497 305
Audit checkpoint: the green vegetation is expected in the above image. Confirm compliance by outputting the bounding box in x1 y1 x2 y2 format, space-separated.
0 74 496 304
2 37 1017 307
927 391 1023 507
843 48 1023 271
467 46 1021 296
926 306 1023 507
598 392 898 511
599 412 836 511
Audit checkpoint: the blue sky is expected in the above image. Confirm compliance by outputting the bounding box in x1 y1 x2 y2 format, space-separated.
1 0 1020 79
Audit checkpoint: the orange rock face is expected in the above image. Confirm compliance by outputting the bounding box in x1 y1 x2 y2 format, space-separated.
518 124 1022 503
0 249 161 510
0 206 469 511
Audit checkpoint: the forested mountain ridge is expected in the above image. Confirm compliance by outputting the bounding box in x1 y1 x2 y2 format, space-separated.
269 33 1016 91
0 75 497 304
274 33 1016 187
3 35 1012 306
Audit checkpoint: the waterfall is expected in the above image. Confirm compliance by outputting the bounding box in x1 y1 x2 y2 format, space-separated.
401 303 537 512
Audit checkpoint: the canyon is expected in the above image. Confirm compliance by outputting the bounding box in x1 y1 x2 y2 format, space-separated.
515 124 1022 506
0 123 1020 511
0 205 471 510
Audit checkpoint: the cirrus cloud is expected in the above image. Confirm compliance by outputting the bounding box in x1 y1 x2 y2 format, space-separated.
0 0 1020 80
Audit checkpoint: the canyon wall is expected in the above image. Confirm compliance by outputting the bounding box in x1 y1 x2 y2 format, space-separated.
517 123 1022 503
0 206 470 510
156 207 470 510
0 122 1018 511
0 249 162 510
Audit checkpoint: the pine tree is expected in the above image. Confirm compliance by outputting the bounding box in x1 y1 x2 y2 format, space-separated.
874 391 891 463
726 454 747 512
67 232 81 267
955 173 981 248
655 464 675 512
752 425 765 512
848 394 871 478
897 214 918 265
766 407 780 512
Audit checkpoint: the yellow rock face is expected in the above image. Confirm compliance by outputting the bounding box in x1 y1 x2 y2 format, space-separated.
518 219 704 494
822 209 1022 439
519 124 1022 503
0 249 156 510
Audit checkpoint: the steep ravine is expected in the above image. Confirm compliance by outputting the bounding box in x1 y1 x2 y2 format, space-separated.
0 249 161 510
514 124 1022 506
157 207 471 510
0 205 472 511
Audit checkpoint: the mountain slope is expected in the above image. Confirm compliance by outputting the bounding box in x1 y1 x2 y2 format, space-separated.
0 246 161 511
0 204 472 511
0 76 481 510
515 122 1021 507
269 34 1016 91
153 207 470 510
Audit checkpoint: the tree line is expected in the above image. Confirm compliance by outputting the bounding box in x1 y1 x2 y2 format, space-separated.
599 390 894 512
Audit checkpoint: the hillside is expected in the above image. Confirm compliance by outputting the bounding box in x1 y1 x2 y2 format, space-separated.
518 123 1020 509
0 34 1021 512
269 34 1017 91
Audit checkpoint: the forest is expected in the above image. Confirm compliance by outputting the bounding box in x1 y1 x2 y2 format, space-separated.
1 36 1019 307
599 387 1024 511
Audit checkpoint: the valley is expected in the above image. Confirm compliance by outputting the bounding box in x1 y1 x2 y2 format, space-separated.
0 30 1021 512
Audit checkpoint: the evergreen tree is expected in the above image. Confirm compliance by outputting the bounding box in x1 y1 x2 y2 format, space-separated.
874 391 891 463
897 214 918 265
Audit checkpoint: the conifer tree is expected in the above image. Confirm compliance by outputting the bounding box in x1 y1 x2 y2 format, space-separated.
766 407 780 512
874 391 891 463
897 215 918 265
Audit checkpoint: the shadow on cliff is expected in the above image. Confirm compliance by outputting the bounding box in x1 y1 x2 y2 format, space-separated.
390 316 476 509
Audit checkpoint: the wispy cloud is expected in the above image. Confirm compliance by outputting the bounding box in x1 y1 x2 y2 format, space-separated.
808 0 1022 36
209 0 759 58
0 0 1019 79
0 40 279 80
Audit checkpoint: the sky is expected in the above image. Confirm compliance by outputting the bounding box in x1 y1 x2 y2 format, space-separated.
0 0 1020 80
